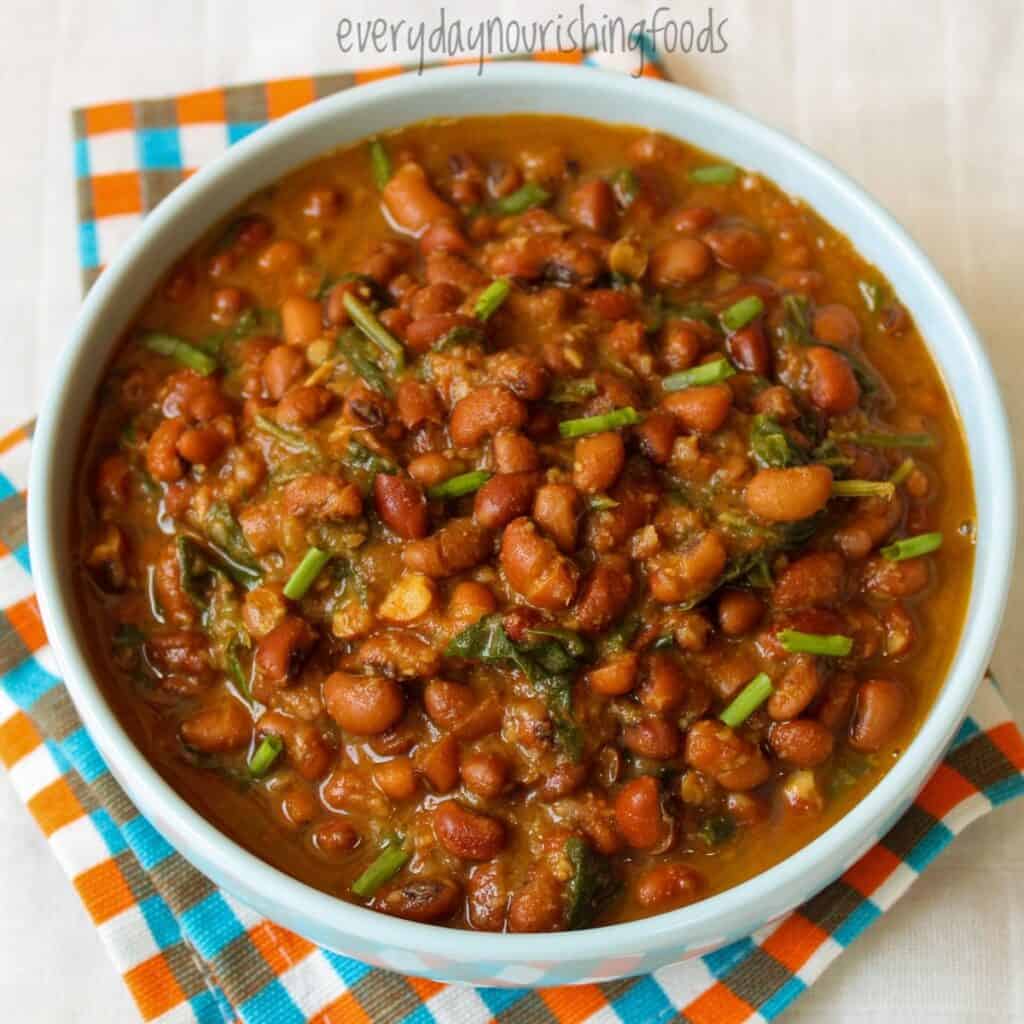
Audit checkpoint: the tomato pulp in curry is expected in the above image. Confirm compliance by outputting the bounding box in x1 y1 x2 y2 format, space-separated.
75 115 975 932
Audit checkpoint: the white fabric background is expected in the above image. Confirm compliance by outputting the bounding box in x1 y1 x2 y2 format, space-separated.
0 1 1021 1020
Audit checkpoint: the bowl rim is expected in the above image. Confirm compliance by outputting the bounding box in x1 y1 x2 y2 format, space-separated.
29 61 1016 965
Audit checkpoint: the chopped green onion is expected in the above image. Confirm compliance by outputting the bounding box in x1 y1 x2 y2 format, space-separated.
831 479 896 499
351 837 410 898
889 457 916 485
283 547 331 600
559 406 642 439
689 164 738 185
588 495 619 511
427 470 491 500
347 440 398 476
369 139 391 189
549 377 598 404
248 735 283 778
837 432 935 449
342 292 405 371
720 295 765 331
473 278 511 321
881 532 943 562
494 182 551 215
253 414 319 455
432 323 485 351
140 332 218 376
778 629 853 657
720 672 773 728
663 356 736 392
336 328 392 395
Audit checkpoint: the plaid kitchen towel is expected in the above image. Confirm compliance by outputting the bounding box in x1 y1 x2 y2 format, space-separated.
1 43 1021 1024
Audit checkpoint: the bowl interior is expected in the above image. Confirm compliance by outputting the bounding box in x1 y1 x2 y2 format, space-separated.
28 63 1016 970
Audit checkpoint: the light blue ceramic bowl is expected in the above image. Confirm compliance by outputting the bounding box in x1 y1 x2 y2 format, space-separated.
29 63 1015 986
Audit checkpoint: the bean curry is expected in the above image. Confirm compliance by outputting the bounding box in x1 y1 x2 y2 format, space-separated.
76 115 975 932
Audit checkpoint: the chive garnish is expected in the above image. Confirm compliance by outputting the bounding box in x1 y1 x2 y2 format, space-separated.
720 295 765 332
662 356 736 392
473 279 511 321
559 406 642 439
881 532 943 562
719 673 773 728
248 735 283 778
611 167 640 207
342 292 405 371
889 457 915 485
831 479 896 499
427 470 491 501
283 547 331 600
689 164 738 185
140 332 218 376
837 432 935 449
494 182 551 215
253 415 319 455
369 139 391 189
778 630 854 657
351 836 410 898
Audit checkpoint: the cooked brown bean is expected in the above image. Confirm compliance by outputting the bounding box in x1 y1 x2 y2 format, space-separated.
508 871 564 933
403 517 492 577
433 801 505 860
146 418 187 482
283 474 362 520
324 672 405 735
473 472 540 529
395 379 443 430
648 531 727 604
768 656 822 721
639 653 689 712
146 629 211 679
849 678 906 752
635 864 703 909
568 179 615 234
635 410 678 465
573 561 632 634
614 777 667 849
501 517 579 610
773 551 846 609
374 473 429 539
770 719 834 768
623 718 680 760
662 384 733 434
587 651 639 696
467 862 508 931
275 385 333 426
573 432 625 494
355 632 441 680
813 303 861 347
383 162 457 233
449 386 528 448
807 346 860 414
702 223 769 272
255 617 315 684
375 877 462 923
281 296 322 346
745 465 833 522
726 322 771 376
649 237 712 286
532 483 581 553
685 720 772 791
492 429 540 473
261 344 307 400
180 700 251 753
373 757 419 800
717 590 764 636
257 710 331 780
460 751 510 798
862 555 930 599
